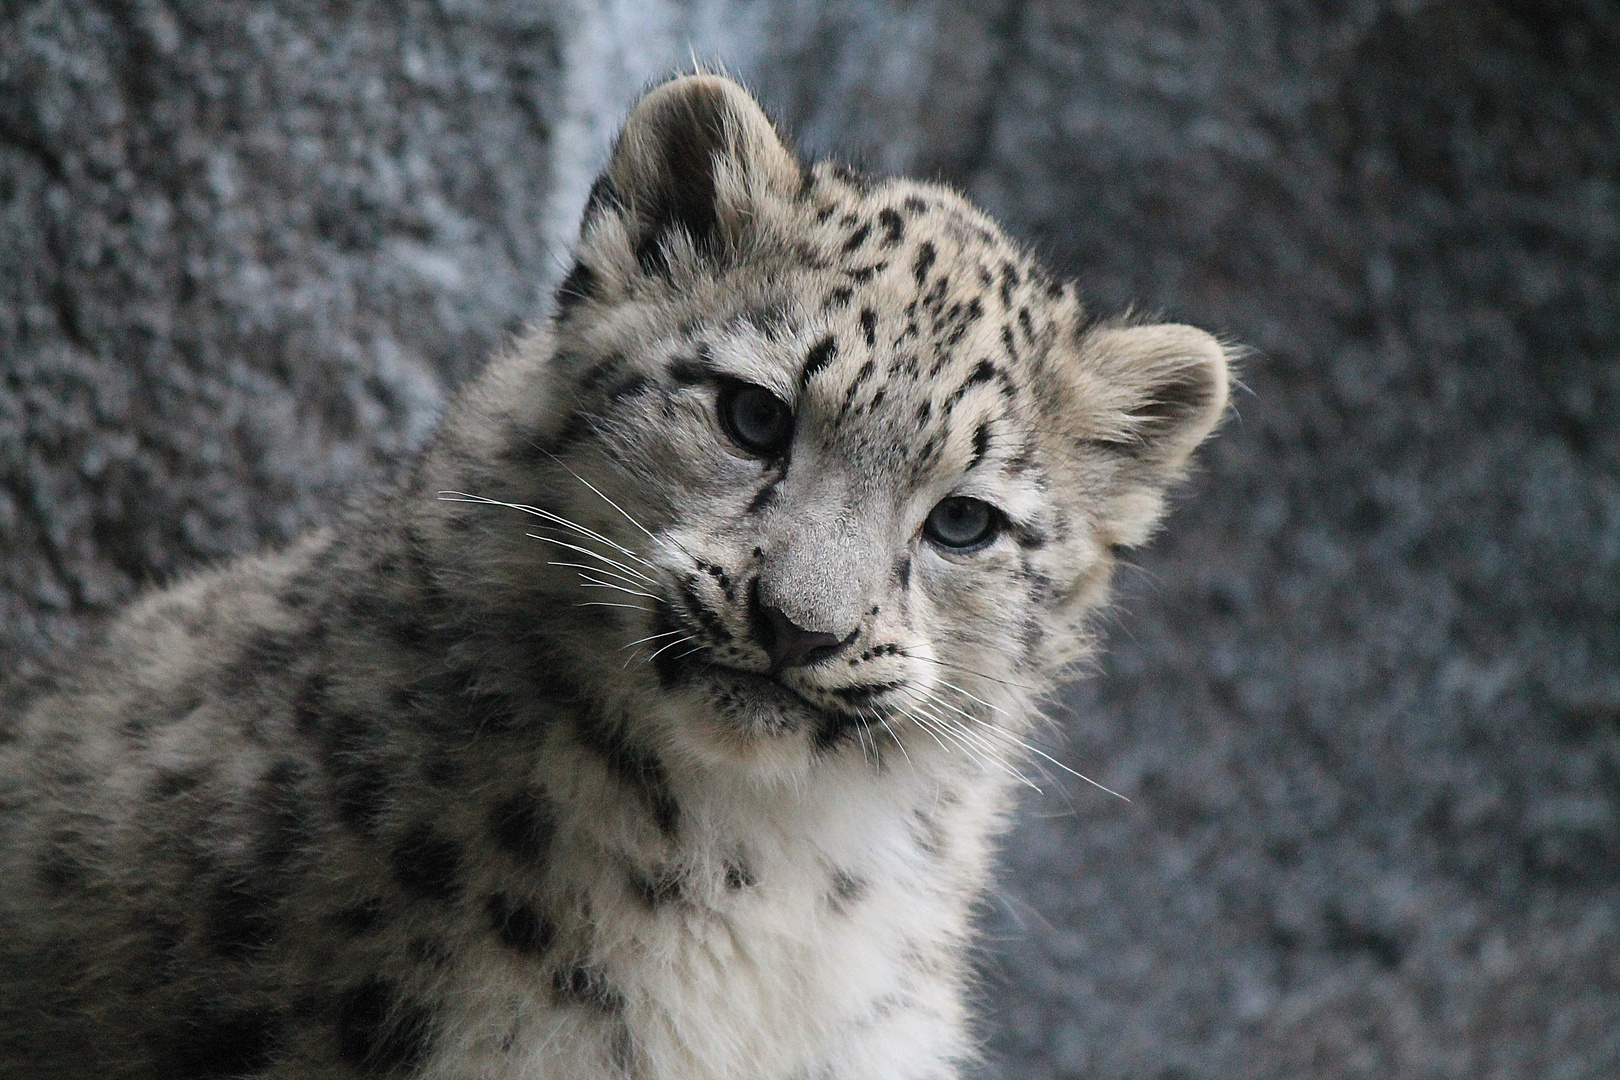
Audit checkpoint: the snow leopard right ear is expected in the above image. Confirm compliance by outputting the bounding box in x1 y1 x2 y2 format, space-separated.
567 74 802 293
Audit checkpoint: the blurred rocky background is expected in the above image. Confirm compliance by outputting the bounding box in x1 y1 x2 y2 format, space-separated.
2 1 1616 1076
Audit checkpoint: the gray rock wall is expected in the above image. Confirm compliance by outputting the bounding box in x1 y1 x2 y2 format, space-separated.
3 1 1616 1077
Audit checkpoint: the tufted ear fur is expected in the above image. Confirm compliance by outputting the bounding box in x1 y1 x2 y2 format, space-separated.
578 75 802 278
1056 322 1232 547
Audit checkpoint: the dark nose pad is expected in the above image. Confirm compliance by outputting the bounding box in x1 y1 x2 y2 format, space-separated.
749 582 851 672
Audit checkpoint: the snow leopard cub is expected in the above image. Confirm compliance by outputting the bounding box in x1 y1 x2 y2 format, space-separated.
0 75 1229 1079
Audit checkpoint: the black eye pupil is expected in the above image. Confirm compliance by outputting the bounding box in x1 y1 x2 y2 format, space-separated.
720 382 792 454
925 497 998 550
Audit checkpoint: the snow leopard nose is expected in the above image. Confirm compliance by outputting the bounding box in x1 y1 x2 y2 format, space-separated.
748 580 852 672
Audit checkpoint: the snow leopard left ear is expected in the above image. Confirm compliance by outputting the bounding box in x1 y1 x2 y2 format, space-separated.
575 74 802 282
1056 321 1233 548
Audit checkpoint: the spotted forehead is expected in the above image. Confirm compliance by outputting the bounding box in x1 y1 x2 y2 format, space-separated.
775 183 1060 468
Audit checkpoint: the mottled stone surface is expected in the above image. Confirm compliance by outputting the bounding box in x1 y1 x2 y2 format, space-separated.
3 1 1616 1077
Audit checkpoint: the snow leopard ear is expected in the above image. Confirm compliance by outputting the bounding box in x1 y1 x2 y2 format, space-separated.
577 74 802 280
1060 321 1232 547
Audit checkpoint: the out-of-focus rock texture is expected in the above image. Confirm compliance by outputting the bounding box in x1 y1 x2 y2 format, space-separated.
3 1 1616 1077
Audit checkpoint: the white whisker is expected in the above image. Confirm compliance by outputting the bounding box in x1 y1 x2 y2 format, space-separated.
620 630 687 651
576 576 662 601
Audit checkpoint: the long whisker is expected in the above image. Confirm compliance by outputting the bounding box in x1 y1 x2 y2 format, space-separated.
548 561 649 590
526 534 653 586
439 491 657 572
642 635 698 664
576 576 662 601
897 650 1039 692
919 687 1128 802
620 629 687 651
574 601 653 612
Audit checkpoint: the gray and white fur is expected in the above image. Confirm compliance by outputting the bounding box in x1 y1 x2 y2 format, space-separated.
0 75 1231 1079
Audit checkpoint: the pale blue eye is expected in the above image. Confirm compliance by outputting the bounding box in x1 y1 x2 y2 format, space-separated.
924 497 999 550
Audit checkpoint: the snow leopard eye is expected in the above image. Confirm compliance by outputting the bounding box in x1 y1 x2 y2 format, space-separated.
718 380 793 456
923 496 1001 551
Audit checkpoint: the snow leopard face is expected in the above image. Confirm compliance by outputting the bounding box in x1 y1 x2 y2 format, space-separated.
432 76 1229 778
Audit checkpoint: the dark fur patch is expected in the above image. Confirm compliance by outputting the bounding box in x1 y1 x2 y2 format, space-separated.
724 859 756 890
859 307 877 348
799 335 839 389
335 897 387 935
811 711 862 753
336 978 434 1074
896 555 912 590
204 874 278 958
667 355 709 385
746 476 780 514
829 868 867 912
486 892 557 957
902 195 928 213
877 207 904 246
390 824 463 902
841 221 871 253
970 423 992 469
161 1004 284 1079
912 242 936 286
323 711 391 836
553 965 626 1013
824 286 853 309
631 80 729 274
555 259 601 311
572 712 680 838
253 758 310 870
489 789 557 866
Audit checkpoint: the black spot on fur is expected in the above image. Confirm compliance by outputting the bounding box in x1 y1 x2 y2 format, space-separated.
486 892 557 957
824 286 853 309
812 712 862 753
970 423 992 469
912 242 936 286
390 824 463 902
667 354 709 385
949 360 1000 408
724 859 756 890
877 207 904 246
841 221 871 252
1018 306 1036 342
572 712 680 838
845 262 885 283
605 374 651 404
830 161 870 192
152 768 204 800
553 965 626 1013
490 789 557 865
337 978 433 1074
902 195 928 213
1000 323 1018 361
859 307 877 348
161 1004 284 1079
555 258 600 312
746 476 780 514
896 555 912 590
829 868 867 912
204 874 277 958
999 262 1019 307
800 335 839 390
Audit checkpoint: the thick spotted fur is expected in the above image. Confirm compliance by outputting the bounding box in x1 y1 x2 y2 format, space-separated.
0 75 1230 1079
